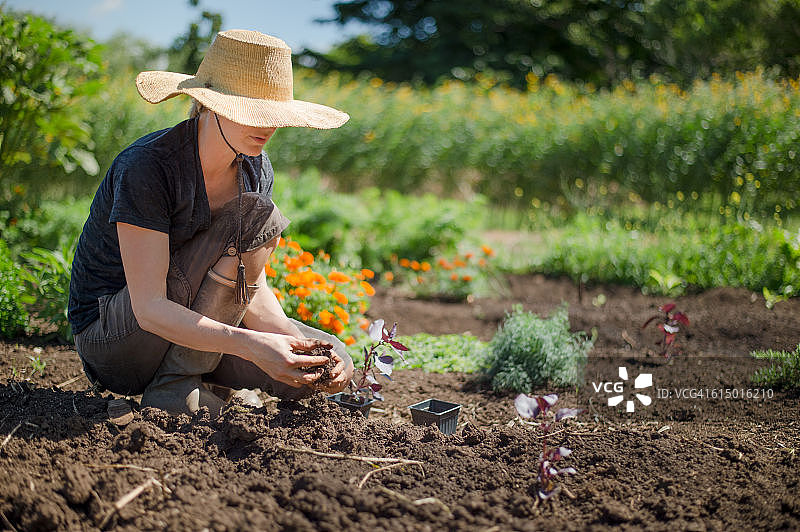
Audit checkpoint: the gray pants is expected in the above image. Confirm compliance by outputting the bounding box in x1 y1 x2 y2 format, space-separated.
74 193 346 399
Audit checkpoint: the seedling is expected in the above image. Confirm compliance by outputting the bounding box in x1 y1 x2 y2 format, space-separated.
28 354 46 376
641 302 689 358
348 319 408 403
514 393 581 500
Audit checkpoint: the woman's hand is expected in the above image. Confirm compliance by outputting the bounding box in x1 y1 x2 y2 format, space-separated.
314 350 354 394
244 331 331 388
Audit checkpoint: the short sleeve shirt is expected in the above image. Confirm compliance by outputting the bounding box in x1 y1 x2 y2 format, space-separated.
68 117 275 335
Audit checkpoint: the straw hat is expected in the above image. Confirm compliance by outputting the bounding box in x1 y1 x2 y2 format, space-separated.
136 30 349 129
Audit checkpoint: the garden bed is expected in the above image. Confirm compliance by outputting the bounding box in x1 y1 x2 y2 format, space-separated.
1 274 799 531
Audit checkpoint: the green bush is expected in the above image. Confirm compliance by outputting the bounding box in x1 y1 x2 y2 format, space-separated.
751 345 800 390
486 304 593 392
0 10 103 203
0 240 30 338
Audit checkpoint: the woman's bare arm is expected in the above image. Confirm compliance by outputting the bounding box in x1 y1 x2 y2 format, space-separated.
116 222 328 387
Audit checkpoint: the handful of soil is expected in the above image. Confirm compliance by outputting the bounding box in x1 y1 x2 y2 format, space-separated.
294 344 335 388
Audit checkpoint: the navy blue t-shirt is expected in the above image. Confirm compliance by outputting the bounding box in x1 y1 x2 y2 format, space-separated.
68 117 275 335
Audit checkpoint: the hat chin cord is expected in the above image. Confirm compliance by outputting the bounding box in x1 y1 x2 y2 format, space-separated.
213 112 250 305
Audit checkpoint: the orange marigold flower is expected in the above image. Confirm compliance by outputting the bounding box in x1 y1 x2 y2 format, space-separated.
328 271 351 283
288 240 302 251
479 258 487 267
360 268 375 279
410 260 420 271
481 244 495 256
360 280 376 296
450 273 459 281
438 258 453 270
399 258 410 268
332 319 345 335
278 237 286 248
420 261 431 272
334 305 350 324
416 276 424 284
462 275 473 282
319 309 335 327
299 251 314 266
454 259 467 268
333 291 348 305
359 318 370 330
344 336 356 346
384 271 395 281
465 252 474 259
265 264 277 277
294 287 311 298
358 300 368 314
297 302 312 321
272 287 284 301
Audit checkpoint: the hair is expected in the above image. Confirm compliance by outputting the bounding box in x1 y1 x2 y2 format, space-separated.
189 99 207 119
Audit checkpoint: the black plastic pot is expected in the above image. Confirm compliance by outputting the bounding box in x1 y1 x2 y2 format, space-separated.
327 392 375 417
409 398 462 434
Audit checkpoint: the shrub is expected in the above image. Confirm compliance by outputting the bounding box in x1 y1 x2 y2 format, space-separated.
0 240 30 338
751 345 800 390
486 304 593 392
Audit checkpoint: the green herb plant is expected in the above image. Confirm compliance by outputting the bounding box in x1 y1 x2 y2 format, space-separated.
486 304 593 393
751 345 800 390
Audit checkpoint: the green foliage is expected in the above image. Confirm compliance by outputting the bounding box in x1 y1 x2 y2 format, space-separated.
0 240 30 339
486 305 593 393
751 345 800 390
0 9 103 204
350 332 488 373
20 240 77 342
272 169 483 270
270 70 800 221
493 210 800 299
1 197 90 255
310 0 800 87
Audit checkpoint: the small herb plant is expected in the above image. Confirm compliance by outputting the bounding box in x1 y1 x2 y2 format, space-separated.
641 302 690 358
515 393 581 500
348 319 408 403
487 304 593 393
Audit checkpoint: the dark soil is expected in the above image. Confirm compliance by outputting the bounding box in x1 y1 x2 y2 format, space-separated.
296 345 335 388
1 274 799 531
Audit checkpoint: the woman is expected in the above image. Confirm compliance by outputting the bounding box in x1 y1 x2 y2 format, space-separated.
67 30 354 416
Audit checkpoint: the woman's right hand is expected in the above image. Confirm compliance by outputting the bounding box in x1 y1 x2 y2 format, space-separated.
244 331 331 388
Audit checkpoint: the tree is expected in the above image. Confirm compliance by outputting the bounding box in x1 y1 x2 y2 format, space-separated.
300 0 800 87
0 9 103 204
168 0 222 74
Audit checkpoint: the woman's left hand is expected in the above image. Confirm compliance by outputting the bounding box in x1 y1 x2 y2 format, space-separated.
315 350 354 394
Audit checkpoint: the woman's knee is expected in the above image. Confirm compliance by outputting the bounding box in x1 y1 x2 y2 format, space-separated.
211 246 270 285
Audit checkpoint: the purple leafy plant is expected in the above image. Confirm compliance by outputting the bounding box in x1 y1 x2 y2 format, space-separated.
641 302 690 359
349 319 409 402
514 393 581 500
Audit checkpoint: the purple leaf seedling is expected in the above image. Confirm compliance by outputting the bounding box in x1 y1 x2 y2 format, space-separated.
348 319 409 403
641 302 690 359
514 393 581 500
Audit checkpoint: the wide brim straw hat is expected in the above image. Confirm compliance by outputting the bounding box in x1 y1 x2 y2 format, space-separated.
136 30 348 129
